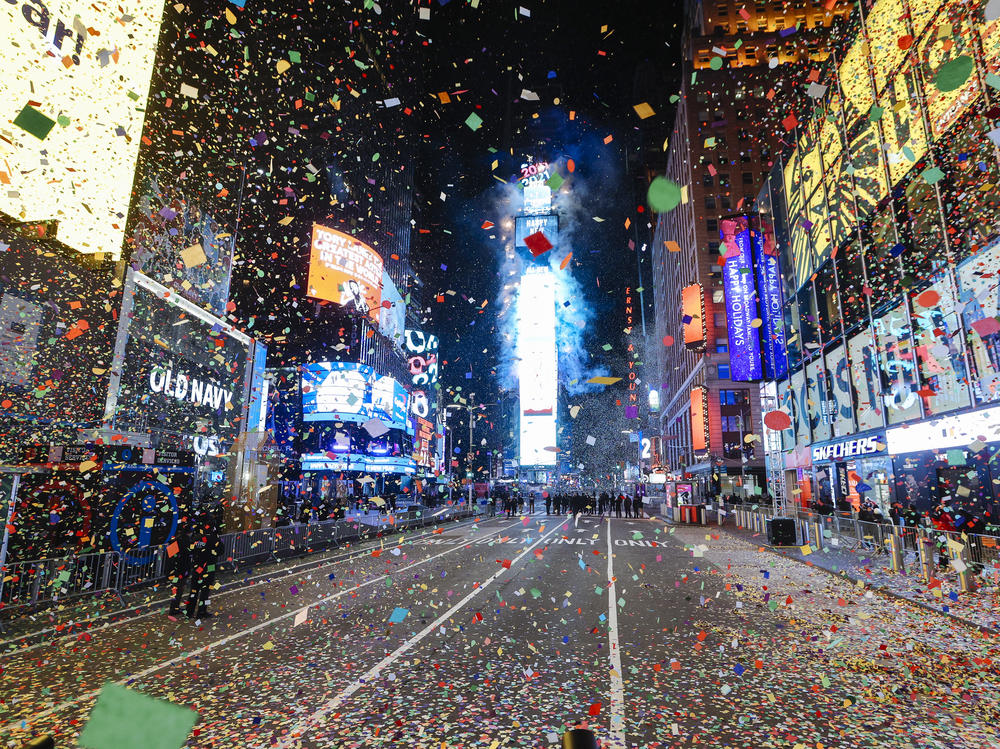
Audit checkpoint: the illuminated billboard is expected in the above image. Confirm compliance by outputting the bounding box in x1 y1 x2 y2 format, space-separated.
515 214 558 249
1 0 165 256
720 217 763 381
379 271 406 348
301 362 410 428
301 362 372 423
690 386 709 453
751 220 787 379
518 269 557 466
681 283 706 350
307 225 383 320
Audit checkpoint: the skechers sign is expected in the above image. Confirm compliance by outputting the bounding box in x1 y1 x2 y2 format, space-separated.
720 216 763 381
148 368 233 410
811 436 883 462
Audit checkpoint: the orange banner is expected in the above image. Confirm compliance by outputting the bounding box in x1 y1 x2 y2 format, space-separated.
307 224 383 320
691 386 708 452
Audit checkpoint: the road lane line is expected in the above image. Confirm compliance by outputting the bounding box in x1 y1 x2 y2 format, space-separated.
606 518 626 748
1 516 528 735
271 520 563 748
1 514 489 654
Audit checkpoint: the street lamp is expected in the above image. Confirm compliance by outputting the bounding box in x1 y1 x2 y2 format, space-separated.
445 402 500 509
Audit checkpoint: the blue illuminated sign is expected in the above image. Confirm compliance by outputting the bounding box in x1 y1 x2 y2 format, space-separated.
721 217 763 381
752 224 788 379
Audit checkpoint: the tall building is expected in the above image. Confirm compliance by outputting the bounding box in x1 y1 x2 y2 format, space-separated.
650 0 852 500
754 0 1000 521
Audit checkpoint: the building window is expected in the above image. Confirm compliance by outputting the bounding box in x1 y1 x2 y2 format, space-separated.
718 362 731 380
703 173 714 186
721 195 732 210
705 196 717 210
719 389 749 405
706 218 718 233
714 312 727 327
742 171 754 184
719 173 731 187
708 241 721 256
715 338 728 353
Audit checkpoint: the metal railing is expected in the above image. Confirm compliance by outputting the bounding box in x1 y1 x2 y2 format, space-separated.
0 504 477 619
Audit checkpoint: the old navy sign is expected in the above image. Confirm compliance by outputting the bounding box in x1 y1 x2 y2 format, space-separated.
720 217 763 381
811 435 882 462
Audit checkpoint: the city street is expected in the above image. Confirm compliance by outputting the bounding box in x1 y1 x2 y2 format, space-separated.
3 512 999 748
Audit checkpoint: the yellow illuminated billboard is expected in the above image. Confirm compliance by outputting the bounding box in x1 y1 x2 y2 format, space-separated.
1 0 165 256
918 3 980 139
866 0 908 94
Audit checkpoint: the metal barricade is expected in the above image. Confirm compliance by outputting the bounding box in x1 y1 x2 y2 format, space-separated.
0 551 122 611
117 547 166 591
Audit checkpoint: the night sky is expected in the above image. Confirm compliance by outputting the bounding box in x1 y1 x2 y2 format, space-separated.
132 0 682 407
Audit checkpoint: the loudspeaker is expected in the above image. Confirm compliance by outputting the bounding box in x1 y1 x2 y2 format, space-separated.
767 517 797 546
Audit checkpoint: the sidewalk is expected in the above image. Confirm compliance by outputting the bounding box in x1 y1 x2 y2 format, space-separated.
0 508 479 650
685 514 1000 633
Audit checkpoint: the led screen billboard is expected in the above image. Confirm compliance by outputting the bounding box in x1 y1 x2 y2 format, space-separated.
379 271 406 348
682 283 706 350
751 221 787 379
720 217 763 381
301 362 410 428
514 214 558 249
301 362 372 423
518 269 557 466
1 0 165 256
307 225 383 320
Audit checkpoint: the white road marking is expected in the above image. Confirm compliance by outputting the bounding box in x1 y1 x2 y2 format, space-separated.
271 521 563 748
0 515 488 654
0 516 526 735
606 518 626 748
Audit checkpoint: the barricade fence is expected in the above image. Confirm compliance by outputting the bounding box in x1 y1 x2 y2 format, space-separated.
721 503 1000 592
0 504 477 619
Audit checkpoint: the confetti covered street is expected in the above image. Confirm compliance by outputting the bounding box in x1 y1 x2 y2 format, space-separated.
4 511 1000 748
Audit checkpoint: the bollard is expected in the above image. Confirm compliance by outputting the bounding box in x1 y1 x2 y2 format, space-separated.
20 737 54 749
918 532 934 584
562 729 598 749
950 540 976 593
888 529 903 574
812 521 824 551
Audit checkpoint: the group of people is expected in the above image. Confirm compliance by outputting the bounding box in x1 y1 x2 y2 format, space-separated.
165 512 224 620
543 491 643 518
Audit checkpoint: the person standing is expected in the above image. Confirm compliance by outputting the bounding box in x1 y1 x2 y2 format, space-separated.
623 494 632 519
530 492 537 513
614 494 623 518
544 494 551 515
186 519 222 619
166 519 192 617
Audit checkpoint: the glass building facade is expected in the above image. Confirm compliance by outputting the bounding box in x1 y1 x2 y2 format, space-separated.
757 0 1000 519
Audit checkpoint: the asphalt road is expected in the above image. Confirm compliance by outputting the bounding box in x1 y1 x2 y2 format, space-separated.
2 511 1000 748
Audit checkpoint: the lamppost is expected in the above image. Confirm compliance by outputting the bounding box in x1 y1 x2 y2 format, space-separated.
445 402 500 508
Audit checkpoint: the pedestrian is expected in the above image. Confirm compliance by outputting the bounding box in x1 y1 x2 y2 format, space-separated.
614 494 623 518
530 492 537 513
166 519 192 617
930 501 955 570
544 494 551 515
632 493 643 519
187 519 223 619
623 494 632 519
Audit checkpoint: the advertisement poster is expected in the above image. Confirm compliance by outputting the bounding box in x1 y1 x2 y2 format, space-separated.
752 223 787 379
957 239 1000 402
806 358 831 443
918 4 980 139
404 329 439 421
682 284 706 350
1 0 165 256
824 344 856 437
848 329 884 431
720 217 763 381
874 301 922 424
379 272 406 349
791 368 810 448
911 275 971 415
307 225 383 320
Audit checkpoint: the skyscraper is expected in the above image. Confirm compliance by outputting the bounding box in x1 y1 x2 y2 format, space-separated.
650 0 852 500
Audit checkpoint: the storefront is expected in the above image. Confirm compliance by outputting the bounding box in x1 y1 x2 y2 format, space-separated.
782 446 812 509
887 405 1000 517
102 270 262 508
809 431 893 515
